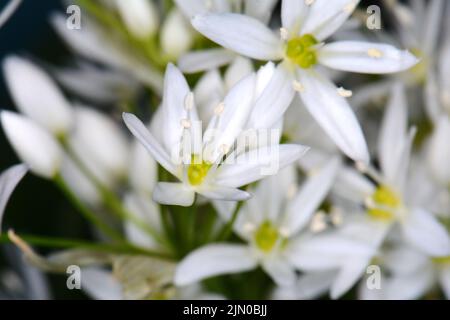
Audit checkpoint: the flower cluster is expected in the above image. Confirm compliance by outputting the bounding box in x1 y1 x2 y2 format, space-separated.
0 0 449 300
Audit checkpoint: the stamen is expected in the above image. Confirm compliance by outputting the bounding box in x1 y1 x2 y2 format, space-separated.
368 48 383 58
292 80 305 92
305 0 315 6
287 183 298 199
180 119 191 129
219 144 230 155
310 211 327 233
214 102 225 115
330 208 343 226
279 227 291 238
243 223 255 233
337 87 353 98
280 27 289 40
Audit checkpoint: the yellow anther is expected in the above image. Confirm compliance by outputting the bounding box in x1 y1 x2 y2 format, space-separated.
368 48 383 58
337 87 353 98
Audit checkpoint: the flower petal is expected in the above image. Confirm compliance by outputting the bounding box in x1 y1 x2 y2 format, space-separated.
123 113 178 177
153 182 195 207
0 164 27 233
192 13 283 60
427 117 450 186
297 69 369 163
244 0 278 24
82 268 123 300
378 83 407 185
439 267 450 299
262 257 297 287
301 0 360 41
401 207 450 256
174 244 257 285
3 56 73 134
178 49 236 74
247 63 295 129
281 0 309 31
197 185 251 201
215 144 308 188
282 157 340 234
318 41 418 74
330 257 370 299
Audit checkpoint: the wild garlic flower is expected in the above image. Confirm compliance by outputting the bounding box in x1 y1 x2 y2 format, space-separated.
123 63 308 206
174 159 340 286
191 0 418 162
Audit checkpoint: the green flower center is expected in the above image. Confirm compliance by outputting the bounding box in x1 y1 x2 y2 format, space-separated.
187 155 212 186
254 221 280 253
432 256 450 265
367 185 401 220
285 34 319 69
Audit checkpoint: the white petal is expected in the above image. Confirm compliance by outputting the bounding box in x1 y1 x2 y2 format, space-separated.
330 257 370 299
178 49 236 74
318 41 418 74
378 83 407 184
0 164 27 232
382 245 429 275
153 182 195 207
174 244 257 285
302 0 360 41
82 268 122 300
197 185 251 202
247 63 295 129
174 0 212 18
383 267 434 300
262 258 296 287
122 113 178 177
401 208 450 256
192 13 283 60
288 234 375 271
422 0 444 56
115 0 158 38
205 73 256 162
1 111 62 178
215 144 308 188
332 166 374 204
281 0 309 31
273 271 335 300
3 56 73 134
283 157 340 234
162 63 198 153
71 106 129 183
298 69 369 163
427 117 450 186
161 8 195 59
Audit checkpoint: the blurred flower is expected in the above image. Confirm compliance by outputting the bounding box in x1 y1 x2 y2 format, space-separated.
114 0 159 39
2 56 73 136
1 111 62 179
161 8 195 59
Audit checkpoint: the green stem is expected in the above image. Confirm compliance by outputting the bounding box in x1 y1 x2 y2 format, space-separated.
217 202 244 241
54 175 124 242
0 233 172 260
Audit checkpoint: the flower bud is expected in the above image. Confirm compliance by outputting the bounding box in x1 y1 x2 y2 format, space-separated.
161 9 194 59
1 111 62 178
115 0 159 39
2 56 73 135
68 106 129 186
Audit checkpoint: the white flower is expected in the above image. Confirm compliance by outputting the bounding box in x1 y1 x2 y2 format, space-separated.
161 8 195 59
0 0 22 29
1 111 63 178
290 84 450 299
123 63 308 206
114 0 159 39
0 164 28 233
191 0 419 162
2 56 73 135
174 158 340 286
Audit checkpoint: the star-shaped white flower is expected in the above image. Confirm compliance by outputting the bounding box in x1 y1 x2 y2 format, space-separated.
191 0 419 163
123 63 308 206
174 158 340 286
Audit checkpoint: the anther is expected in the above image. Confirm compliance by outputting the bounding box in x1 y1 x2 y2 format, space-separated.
292 80 305 92
337 87 353 98
368 48 383 58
